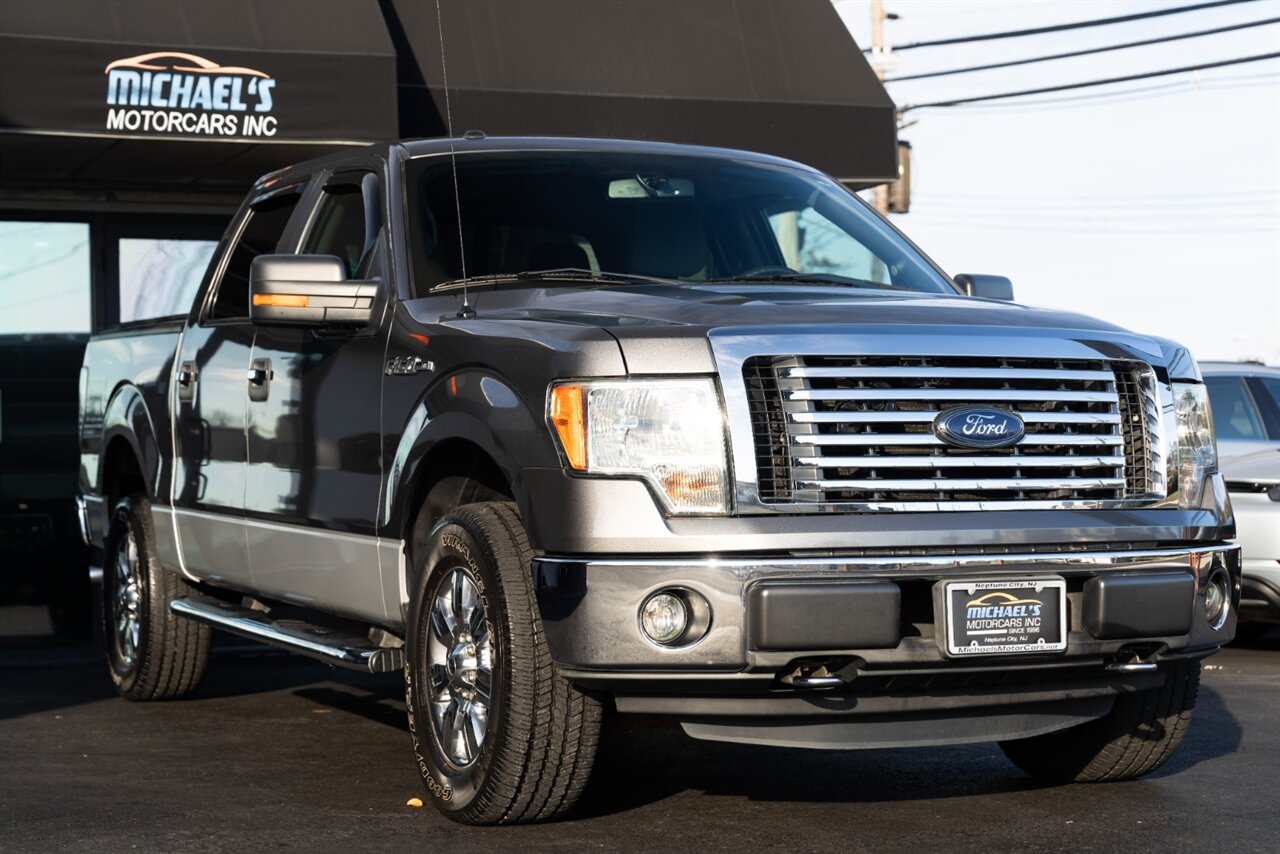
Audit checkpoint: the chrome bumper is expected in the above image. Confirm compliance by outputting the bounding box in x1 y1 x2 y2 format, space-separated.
535 543 1241 682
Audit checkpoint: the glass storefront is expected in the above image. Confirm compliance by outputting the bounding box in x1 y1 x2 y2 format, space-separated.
0 221 92 334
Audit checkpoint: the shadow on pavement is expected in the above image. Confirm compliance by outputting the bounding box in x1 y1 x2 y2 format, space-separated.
573 678 1246 817
292 683 408 733
0 640 370 720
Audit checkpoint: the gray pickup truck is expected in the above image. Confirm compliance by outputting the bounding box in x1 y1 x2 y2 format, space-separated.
78 136 1239 825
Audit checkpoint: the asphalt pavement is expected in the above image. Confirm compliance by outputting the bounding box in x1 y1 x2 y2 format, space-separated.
2 632 1277 853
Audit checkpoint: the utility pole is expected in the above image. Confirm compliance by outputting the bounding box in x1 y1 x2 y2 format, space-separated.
868 0 898 215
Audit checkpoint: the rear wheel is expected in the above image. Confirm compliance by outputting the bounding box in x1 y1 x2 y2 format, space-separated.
1000 660 1200 782
405 501 601 824
104 495 210 700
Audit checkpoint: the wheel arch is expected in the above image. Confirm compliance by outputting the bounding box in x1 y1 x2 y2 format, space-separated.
99 383 160 508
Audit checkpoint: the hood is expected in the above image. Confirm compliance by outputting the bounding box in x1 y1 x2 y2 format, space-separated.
459 282 1170 374
469 282 1132 335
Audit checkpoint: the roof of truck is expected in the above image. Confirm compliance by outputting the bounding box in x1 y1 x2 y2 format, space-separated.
257 135 824 191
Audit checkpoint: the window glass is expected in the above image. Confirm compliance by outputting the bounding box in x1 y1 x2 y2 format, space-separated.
0 221 91 333
769 208 890 284
1256 376 1280 411
302 176 376 277
406 152 951 296
119 238 217 323
1205 376 1265 441
211 192 302 320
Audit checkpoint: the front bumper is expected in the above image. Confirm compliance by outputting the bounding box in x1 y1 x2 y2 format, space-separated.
536 543 1240 722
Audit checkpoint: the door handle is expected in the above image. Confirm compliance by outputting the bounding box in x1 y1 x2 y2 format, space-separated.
177 361 197 402
247 358 272 402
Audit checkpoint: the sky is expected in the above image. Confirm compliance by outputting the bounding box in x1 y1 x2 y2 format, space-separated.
835 0 1280 365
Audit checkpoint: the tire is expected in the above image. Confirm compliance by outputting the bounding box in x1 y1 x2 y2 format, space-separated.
104 494 211 701
999 660 1200 783
404 501 601 825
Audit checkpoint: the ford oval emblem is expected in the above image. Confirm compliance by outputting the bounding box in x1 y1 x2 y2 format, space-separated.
933 406 1025 449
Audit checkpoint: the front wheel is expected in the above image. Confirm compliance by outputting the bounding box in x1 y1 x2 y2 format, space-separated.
999 660 1200 782
404 502 601 825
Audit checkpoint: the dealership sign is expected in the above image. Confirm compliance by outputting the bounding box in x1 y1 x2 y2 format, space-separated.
0 34 396 145
105 51 279 137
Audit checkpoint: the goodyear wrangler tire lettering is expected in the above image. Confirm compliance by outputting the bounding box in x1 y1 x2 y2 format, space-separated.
404 502 602 825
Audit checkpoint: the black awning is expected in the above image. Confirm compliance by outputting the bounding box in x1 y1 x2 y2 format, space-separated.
0 0 397 190
383 0 897 185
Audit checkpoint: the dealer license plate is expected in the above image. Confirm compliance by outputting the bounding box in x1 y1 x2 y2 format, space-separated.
940 578 1067 657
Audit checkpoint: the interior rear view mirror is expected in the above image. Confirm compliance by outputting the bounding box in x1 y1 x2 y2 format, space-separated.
608 175 695 199
954 273 1014 301
249 254 376 326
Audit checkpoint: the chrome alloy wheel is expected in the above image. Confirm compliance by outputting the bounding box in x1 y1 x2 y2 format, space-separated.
426 567 494 767
112 529 142 669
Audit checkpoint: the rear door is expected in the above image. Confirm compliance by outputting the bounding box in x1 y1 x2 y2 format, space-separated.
172 185 305 586
243 169 391 623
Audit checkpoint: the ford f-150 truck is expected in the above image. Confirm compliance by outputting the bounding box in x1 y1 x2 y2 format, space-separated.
78 136 1240 825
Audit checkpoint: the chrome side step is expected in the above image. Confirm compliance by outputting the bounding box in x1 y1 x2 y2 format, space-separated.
171 596 403 674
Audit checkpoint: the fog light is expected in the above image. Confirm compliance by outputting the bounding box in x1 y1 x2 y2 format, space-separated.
640 591 688 645
1204 571 1229 630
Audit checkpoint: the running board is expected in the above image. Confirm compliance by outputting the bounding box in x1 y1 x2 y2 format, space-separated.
171 596 404 674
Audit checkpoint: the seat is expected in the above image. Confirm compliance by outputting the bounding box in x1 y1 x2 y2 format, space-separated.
623 206 708 279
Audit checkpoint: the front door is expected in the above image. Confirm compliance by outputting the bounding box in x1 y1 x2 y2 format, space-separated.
173 187 305 587
244 170 390 623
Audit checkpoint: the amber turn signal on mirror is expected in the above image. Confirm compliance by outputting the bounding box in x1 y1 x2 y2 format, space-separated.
252 293 309 307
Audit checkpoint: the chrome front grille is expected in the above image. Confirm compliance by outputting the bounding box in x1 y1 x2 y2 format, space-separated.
744 354 1162 510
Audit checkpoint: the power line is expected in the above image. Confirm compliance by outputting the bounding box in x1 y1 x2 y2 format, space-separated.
907 209 1280 221
918 188 1280 200
886 17 1280 82
911 73 1278 112
920 199 1280 212
900 52 1280 111
899 218 1280 235
878 0 1264 52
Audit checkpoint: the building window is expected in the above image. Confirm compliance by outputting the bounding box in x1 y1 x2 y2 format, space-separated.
0 221 91 334
118 238 217 323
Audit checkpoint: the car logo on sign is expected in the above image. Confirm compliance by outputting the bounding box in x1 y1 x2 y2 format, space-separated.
933 406 1025 449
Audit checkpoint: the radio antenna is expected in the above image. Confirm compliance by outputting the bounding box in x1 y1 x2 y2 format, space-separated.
435 0 473 318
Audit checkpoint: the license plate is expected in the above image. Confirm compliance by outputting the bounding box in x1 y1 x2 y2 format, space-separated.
940 578 1067 657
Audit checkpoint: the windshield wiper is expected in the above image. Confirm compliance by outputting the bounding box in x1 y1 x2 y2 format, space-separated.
705 272 898 290
436 268 678 290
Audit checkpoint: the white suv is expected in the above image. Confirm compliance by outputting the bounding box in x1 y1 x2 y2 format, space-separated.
1202 362 1280 640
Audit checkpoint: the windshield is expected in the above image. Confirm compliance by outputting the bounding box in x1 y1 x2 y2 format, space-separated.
406 151 953 296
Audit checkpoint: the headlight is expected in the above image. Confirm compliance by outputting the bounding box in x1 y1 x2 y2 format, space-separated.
548 378 730 514
1172 382 1217 508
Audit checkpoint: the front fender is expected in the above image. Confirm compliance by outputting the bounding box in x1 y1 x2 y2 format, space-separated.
382 368 558 533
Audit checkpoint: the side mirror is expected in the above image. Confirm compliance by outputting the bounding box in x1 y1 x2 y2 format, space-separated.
249 254 376 326
954 273 1014 301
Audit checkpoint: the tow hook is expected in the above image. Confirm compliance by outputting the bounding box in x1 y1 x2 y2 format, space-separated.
779 662 844 690
1105 645 1162 673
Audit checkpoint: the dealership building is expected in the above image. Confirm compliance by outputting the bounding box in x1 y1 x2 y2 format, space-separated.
0 0 895 604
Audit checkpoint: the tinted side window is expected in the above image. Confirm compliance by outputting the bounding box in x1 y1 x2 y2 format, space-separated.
1205 376 1265 441
302 173 379 277
211 192 302 320
1256 376 1280 411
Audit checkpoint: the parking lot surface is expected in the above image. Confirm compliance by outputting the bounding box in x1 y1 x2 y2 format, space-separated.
2 633 1277 853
